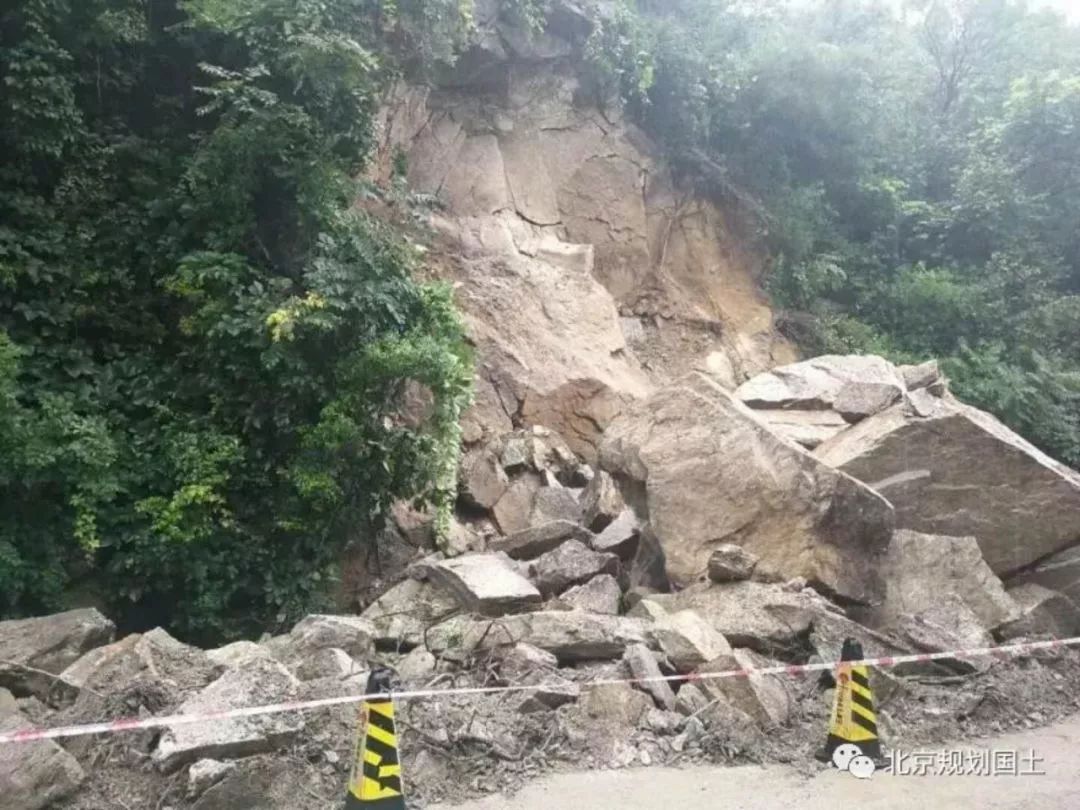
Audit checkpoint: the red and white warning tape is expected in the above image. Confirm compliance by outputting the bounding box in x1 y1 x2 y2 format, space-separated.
2 635 1077 746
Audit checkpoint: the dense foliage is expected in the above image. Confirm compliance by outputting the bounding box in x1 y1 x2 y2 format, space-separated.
589 0 1080 467
0 0 474 639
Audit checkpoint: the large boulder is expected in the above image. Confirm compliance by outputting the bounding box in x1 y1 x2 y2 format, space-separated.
0 608 114 699
554 574 622 614
360 578 459 649
528 540 619 596
735 355 905 414
427 553 542 615
815 392 1080 575
859 530 1018 633
154 658 304 772
645 581 828 655
748 409 850 450
1008 545 1080 603
61 627 217 697
599 374 894 602
0 703 86 810
999 584 1080 640
425 611 649 663
695 648 792 728
647 609 733 673
490 520 593 560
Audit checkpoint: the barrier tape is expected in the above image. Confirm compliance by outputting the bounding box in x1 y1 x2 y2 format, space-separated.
2 635 1077 747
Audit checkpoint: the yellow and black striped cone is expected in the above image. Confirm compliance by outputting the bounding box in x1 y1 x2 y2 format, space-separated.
816 638 883 763
346 668 406 809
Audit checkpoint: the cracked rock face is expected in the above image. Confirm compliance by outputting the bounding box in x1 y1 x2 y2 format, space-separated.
368 54 795 453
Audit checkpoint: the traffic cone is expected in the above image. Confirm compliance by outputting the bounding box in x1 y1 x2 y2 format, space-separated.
816 638 883 763
346 667 407 809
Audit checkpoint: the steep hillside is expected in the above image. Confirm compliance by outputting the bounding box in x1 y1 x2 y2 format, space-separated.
366 3 795 458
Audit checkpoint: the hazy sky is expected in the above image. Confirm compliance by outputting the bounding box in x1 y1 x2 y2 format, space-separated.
1038 0 1080 21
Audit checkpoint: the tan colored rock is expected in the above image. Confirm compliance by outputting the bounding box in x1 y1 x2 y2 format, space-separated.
490 520 593 560
750 409 850 449
815 394 1080 575
206 641 274 670
647 581 830 655
361 578 459 649
899 360 943 391
1008 545 1080 603
707 544 759 583
460 448 509 510
428 553 542 615
600 374 893 601
528 540 619 596
735 355 906 412
862 530 1018 633
0 707 86 810
61 627 216 696
648 610 733 673
492 474 542 535
591 508 640 560
555 574 622 615
500 130 560 226
625 644 676 711
580 470 625 531
696 648 792 728
0 608 114 699
154 658 303 771
426 611 649 663
529 486 583 526
580 682 652 728
276 615 376 660
999 584 1080 640
441 134 511 216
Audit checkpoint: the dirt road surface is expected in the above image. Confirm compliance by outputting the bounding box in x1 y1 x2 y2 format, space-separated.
432 716 1080 810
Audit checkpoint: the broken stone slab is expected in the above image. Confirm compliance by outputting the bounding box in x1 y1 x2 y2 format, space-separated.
154 658 304 772
1008 545 1080 604
580 470 625 531
998 584 1080 640
290 647 360 681
529 486 583 527
460 448 509 510
528 540 619 596
206 641 273 670
428 553 542 615
396 647 437 683
500 434 531 472
0 707 86 810
188 759 236 800
695 648 792 728
492 475 542 535
646 581 832 655
648 610 733 673
834 382 904 423
360 578 459 650
517 677 580 713
554 574 622 614
735 355 906 413
707 544 759 583
858 530 1019 633
426 611 649 663
600 373 893 602
490 520 594 560
899 360 943 391
625 644 676 711
61 627 218 697
496 642 559 683
893 598 992 673
695 692 768 752
189 755 305 810
275 615 376 659
674 682 710 716
749 409 851 450
0 608 115 699
814 394 1080 576
591 508 640 560
579 682 652 728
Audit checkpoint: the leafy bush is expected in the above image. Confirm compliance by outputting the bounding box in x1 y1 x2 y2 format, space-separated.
0 0 472 640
